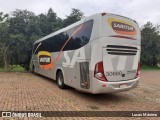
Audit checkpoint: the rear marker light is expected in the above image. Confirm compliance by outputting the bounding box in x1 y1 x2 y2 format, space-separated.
94 61 107 81
101 13 106 16
135 62 140 78
102 85 106 87
96 73 102 78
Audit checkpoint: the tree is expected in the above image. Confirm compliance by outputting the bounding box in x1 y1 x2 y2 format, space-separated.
2 8 63 71
0 12 11 70
141 22 160 66
37 8 62 36
8 10 40 70
63 8 84 27
0 8 85 71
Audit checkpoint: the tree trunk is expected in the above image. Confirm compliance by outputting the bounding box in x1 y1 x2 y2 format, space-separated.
152 54 157 66
3 50 8 70
3 45 10 70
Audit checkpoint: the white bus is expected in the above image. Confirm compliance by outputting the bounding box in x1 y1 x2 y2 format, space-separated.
30 13 141 94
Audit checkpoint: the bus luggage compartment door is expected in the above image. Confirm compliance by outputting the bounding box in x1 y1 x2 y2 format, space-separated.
79 62 90 89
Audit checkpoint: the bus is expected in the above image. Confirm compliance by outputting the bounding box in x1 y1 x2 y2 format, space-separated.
30 13 141 94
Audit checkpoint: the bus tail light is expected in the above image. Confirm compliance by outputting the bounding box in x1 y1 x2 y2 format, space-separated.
94 61 107 81
135 62 140 78
101 13 106 16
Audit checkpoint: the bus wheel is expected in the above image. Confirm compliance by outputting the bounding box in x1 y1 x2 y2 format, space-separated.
57 71 66 89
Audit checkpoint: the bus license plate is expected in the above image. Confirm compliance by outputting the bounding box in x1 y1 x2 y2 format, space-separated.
120 83 128 88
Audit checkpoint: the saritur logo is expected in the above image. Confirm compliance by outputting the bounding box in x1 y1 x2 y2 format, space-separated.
39 55 51 65
108 18 137 35
38 51 54 70
112 22 135 32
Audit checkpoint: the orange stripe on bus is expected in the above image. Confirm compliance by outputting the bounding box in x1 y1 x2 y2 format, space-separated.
56 25 83 61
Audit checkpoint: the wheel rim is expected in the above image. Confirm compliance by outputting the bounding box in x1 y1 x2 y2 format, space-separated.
58 75 63 86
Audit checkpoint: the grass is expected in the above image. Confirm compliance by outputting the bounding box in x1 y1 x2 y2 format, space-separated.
141 65 160 71
0 65 25 72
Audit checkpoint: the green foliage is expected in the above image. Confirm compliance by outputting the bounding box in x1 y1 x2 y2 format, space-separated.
0 51 4 67
63 8 84 27
0 65 25 72
1 8 160 71
141 65 160 70
141 22 160 66
37 8 63 36
0 12 11 70
0 8 84 71
8 10 38 70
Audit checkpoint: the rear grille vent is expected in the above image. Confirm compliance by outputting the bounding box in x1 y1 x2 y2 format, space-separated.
106 45 138 55
80 62 90 89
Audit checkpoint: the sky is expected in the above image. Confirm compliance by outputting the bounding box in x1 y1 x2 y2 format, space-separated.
0 0 160 26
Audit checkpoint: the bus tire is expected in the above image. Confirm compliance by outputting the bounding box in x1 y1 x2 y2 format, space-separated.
57 71 66 89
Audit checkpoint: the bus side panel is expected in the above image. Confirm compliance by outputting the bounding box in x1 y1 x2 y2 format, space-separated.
55 44 91 91
90 38 103 92
62 15 102 92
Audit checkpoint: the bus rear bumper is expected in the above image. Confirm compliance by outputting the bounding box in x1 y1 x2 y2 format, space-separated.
91 77 139 94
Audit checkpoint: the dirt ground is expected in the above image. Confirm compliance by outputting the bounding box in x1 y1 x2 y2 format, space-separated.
0 71 160 120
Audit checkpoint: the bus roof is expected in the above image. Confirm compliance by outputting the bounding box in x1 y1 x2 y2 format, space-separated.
34 13 137 44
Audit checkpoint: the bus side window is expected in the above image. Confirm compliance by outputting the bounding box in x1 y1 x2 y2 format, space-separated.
68 19 93 50
33 19 93 54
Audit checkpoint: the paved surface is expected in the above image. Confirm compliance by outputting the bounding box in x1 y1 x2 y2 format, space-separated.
0 71 160 120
